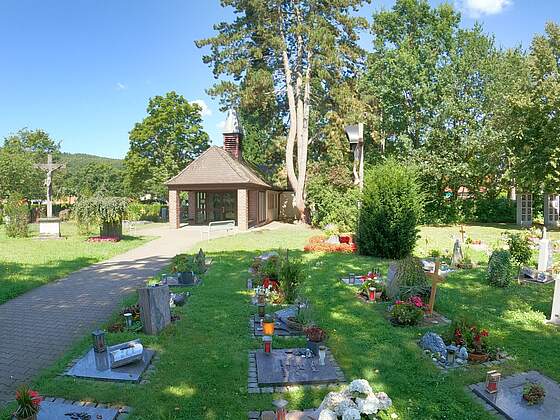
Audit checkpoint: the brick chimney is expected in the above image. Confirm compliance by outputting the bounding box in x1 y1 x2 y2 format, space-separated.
222 108 243 160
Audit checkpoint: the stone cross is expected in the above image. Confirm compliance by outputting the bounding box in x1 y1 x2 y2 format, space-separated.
426 259 445 316
538 227 553 272
34 154 65 218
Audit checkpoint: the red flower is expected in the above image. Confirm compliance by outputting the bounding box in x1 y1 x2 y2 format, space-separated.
481 330 489 337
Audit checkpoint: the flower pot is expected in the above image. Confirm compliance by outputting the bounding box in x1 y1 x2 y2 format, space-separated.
178 271 196 285
306 339 323 355
468 352 489 363
286 316 304 332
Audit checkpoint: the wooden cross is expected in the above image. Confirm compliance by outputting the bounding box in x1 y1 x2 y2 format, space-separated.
459 225 466 243
426 258 445 316
34 154 65 218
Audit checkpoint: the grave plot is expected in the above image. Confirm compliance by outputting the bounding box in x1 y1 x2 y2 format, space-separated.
470 371 560 420
161 249 212 287
65 339 155 383
22 398 131 420
251 306 305 338
248 348 345 394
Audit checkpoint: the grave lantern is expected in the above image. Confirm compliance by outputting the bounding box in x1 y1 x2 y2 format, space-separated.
257 303 266 318
446 345 457 366
263 314 275 336
257 289 266 305
318 345 327 366
263 335 272 354
92 330 107 353
368 287 376 301
247 278 253 290
272 399 289 420
124 312 133 328
485 370 501 394
349 273 356 284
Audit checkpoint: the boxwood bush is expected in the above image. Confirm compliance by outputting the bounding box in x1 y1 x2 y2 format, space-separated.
386 256 431 300
357 159 423 259
486 249 514 287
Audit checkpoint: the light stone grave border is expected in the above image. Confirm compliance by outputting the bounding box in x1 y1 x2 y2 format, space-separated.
10 398 132 420
247 350 346 394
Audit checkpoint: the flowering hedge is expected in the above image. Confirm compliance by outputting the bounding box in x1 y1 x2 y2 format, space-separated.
304 235 357 253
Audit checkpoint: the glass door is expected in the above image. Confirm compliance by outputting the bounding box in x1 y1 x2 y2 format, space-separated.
212 192 236 222
195 192 207 224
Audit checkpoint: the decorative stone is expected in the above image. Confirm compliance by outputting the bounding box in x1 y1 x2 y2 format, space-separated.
419 332 447 358
139 284 171 335
458 346 468 360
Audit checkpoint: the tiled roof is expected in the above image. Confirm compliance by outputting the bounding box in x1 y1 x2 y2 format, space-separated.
165 146 271 188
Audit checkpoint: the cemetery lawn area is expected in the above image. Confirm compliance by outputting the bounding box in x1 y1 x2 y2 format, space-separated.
4 224 559 419
0 222 151 304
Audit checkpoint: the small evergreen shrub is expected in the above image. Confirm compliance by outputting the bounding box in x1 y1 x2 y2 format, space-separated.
4 193 29 238
357 159 423 259
486 249 514 287
505 232 532 270
387 256 430 300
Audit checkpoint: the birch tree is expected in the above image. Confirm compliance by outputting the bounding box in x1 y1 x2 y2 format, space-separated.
197 0 368 222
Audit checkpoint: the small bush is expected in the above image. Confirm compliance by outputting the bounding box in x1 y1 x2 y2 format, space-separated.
127 202 162 222
486 249 514 287
474 197 516 223
505 232 532 269
357 159 423 259
390 300 424 326
387 256 430 300
279 256 304 304
4 193 29 238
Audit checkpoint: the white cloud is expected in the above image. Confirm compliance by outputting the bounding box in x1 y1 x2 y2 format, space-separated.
216 120 226 130
191 99 212 117
115 82 127 91
459 0 512 17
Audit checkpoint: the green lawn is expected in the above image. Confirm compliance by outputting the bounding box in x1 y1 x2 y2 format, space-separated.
0 222 151 304
2 224 559 419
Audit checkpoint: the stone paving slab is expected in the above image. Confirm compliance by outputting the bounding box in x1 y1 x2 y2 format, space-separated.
0 225 207 405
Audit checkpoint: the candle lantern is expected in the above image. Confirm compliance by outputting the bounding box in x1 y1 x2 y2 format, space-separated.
263 314 275 336
92 329 107 353
257 303 266 318
368 287 376 301
349 273 355 284
485 370 501 394
446 345 457 366
272 399 289 420
257 289 266 305
318 345 327 366
247 278 253 290
263 335 272 354
124 312 133 328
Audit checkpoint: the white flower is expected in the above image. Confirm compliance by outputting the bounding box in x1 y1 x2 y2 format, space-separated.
356 393 381 415
391 413 399 419
341 407 362 420
317 409 337 420
318 392 347 411
333 399 358 417
345 379 373 395
376 392 393 410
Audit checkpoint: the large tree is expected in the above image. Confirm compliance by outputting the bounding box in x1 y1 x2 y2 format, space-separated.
197 0 369 222
124 91 210 198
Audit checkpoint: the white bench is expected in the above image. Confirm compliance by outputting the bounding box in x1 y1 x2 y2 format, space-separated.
206 220 236 241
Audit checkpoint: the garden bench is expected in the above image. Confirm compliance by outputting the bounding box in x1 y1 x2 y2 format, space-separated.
206 220 236 241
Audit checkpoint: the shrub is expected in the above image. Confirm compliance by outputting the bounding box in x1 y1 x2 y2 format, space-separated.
357 159 423 259
74 194 128 238
486 249 514 287
127 202 162 222
505 232 532 275
390 300 424 326
4 193 29 238
474 197 516 223
386 256 430 300
279 256 304 304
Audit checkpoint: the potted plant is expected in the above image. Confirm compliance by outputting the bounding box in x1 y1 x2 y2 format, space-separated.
261 259 279 288
14 385 42 420
262 314 275 336
305 326 327 355
389 297 424 326
523 383 546 405
467 326 490 362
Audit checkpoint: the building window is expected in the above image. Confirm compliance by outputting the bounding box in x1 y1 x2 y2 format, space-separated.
520 193 532 223
548 194 559 223
258 191 266 222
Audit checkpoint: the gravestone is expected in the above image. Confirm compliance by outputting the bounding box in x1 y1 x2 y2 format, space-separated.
34 154 66 238
66 339 154 382
548 276 560 326
385 263 398 299
255 348 341 387
139 285 171 335
33 400 119 420
470 371 560 420
451 239 464 267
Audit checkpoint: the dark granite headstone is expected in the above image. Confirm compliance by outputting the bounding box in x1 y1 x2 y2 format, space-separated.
256 348 340 387
36 400 119 420
139 284 171 335
66 340 155 382
471 371 560 420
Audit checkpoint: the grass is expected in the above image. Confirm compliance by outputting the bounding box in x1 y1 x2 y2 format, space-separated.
2 223 559 419
0 222 151 304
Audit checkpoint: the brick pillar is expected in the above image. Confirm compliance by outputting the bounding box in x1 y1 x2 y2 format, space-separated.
169 189 180 229
237 189 248 231
188 191 196 224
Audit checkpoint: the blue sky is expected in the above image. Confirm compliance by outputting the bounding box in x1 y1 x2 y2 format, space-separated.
0 0 557 159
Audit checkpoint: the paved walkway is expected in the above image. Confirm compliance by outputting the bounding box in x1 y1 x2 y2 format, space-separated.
0 225 213 405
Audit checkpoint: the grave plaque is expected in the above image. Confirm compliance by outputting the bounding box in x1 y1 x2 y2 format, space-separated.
139 284 171 335
35 400 119 420
471 371 560 420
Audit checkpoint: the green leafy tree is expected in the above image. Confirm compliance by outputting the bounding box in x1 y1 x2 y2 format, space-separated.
124 92 210 198
197 0 369 222
3 192 29 238
61 162 124 197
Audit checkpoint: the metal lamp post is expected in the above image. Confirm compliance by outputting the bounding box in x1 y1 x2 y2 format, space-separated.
344 123 365 192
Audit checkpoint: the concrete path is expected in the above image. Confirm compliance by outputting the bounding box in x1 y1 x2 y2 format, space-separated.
0 225 212 405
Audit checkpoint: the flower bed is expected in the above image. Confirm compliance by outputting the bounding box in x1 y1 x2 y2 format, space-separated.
87 236 121 243
304 235 357 253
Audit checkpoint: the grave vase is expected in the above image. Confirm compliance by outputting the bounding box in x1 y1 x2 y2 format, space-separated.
306 340 323 356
